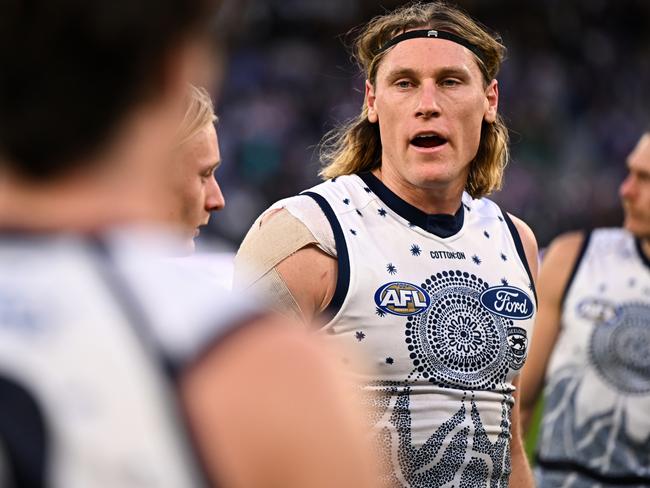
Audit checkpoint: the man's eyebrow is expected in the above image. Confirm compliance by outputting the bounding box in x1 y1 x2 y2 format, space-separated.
385 67 419 80
384 65 471 81
435 66 471 78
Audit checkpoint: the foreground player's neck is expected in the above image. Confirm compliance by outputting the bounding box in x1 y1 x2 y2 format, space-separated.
0 164 162 233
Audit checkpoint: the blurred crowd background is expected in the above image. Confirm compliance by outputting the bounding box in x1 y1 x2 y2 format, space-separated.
203 0 650 251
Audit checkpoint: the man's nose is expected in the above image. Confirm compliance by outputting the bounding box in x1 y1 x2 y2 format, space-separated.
415 81 441 119
619 173 636 201
205 177 225 212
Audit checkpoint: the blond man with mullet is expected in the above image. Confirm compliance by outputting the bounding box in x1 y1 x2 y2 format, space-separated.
236 2 538 486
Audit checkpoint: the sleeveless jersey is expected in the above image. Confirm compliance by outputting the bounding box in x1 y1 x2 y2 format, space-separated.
0 231 259 488
536 228 650 488
277 173 537 487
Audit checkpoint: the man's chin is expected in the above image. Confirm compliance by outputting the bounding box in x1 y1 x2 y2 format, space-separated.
623 218 650 239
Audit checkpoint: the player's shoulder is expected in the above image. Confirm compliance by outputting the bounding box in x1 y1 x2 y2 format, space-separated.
106 231 260 368
545 227 629 259
546 230 586 256
507 212 536 243
498 210 539 260
589 226 632 246
300 173 370 206
543 230 591 270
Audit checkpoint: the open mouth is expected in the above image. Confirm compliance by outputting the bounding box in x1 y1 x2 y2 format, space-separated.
410 133 448 149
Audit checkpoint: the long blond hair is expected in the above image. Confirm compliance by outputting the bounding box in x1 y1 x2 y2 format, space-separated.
319 1 509 198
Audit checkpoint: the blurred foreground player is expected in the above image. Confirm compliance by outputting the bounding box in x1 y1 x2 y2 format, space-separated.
521 132 650 487
235 2 537 486
0 1 375 487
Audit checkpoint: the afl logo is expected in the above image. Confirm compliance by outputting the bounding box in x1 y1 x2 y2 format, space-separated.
577 298 619 323
480 286 534 320
374 282 430 316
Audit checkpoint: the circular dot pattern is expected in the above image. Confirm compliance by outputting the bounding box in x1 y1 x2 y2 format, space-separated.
405 270 511 389
589 302 650 395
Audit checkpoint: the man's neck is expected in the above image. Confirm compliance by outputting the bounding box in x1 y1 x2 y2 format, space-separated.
0 171 159 233
372 166 465 215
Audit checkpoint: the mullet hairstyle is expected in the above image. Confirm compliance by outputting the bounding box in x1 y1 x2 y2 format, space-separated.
319 1 509 198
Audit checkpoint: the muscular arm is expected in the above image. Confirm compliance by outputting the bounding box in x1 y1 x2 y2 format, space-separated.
181 314 376 488
519 231 585 432
234 208 337 323
275 245 337 321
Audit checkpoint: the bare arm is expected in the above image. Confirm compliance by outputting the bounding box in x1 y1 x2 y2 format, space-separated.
181 314 376 488
509 376 535 487
519 231 585 432
234 208 337 323
275 245 337 322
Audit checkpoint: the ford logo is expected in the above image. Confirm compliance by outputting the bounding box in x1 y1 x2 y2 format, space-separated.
374 282 430 316
480 286 534 320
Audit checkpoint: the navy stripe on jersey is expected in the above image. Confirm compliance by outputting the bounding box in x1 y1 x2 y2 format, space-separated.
0 376 48 488
302 191 350 319
536 455 650 486
636 237 650 270
89 238 214 488
560 230 592 308
501 212 537 303
358 172 464 237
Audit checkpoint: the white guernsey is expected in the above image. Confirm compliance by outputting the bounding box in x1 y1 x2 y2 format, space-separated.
536 228 650 487
252 172 537 486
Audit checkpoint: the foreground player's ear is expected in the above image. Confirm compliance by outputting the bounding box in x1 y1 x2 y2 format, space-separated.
483 79 499 124
365 80 378 123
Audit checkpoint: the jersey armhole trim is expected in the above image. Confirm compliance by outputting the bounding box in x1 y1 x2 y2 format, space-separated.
87 237 217 488
0 376 48 488
560 230 592 308
635 237 650 270
301 191 350 320
501 211 538 304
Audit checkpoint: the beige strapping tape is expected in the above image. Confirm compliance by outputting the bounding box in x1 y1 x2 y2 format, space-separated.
234 208 318 288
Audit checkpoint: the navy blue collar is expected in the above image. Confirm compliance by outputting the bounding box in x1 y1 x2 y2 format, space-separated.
359 172 464 238
636 237 650 270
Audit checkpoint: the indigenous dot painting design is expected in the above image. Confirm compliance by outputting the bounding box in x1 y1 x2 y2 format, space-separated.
365 383 511 487
405 270 515 390
589 302 650 394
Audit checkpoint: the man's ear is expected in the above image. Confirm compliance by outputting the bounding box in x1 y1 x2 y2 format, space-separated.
483 79 498 124
365 80 378 123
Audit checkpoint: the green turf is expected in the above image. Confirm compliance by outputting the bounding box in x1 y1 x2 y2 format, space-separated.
524 397 544 464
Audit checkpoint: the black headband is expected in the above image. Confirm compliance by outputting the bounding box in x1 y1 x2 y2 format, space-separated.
378 29 485 64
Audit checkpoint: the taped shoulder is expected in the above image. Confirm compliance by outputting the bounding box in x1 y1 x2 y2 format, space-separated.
234 208 319 289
